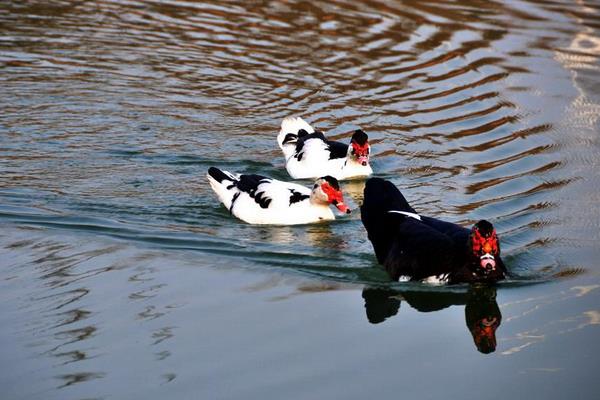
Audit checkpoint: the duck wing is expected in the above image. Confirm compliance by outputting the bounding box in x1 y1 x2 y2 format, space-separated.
384 216 456 281
207 167 279 212
231 174 311 212
325 139 349 159
294 131 327 154
208 167 313 223
361 178 418 264
293 131 351 161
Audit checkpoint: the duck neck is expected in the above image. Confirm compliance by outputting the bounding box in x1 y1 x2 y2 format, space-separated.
309 194 330 208
308 190 329 208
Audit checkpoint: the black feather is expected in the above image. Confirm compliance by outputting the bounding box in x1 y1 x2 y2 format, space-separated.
351 129 368 145
208 167 232 184
474 220 494 236
236 174 269 193
297 129 310 138
294 131 327 154
282 133 297 145
289 189 309 205
232 174 273 209
229 192 240 214
254 191 272 209
326 140 349 159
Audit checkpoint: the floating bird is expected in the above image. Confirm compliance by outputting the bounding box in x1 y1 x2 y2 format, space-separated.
207 167 351 225
360 178 506 284
277 116 373 180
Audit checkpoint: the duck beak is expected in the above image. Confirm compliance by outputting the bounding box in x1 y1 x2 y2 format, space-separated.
334 201 351 214
357 155 369 166
480 253 496 271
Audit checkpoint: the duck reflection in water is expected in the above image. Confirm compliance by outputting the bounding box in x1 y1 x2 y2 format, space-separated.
362 286 501 354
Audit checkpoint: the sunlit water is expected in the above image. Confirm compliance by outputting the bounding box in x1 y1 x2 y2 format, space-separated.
1 0 600 399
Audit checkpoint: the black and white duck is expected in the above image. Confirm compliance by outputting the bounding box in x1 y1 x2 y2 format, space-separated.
277 116 373 180
207 167 351 225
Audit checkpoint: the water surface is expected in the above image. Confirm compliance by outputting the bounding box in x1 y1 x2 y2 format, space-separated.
1 0 600 399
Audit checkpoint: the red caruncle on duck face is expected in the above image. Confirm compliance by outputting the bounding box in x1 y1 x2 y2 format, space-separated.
472 228 499 255
351 142 370 166
470 222 500 271
320 181 350 214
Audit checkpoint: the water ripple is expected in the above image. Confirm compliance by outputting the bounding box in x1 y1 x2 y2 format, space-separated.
2 0 598 286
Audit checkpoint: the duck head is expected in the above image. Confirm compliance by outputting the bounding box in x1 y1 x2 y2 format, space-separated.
311 176 351 214
348 129 370 166
468 220 500 274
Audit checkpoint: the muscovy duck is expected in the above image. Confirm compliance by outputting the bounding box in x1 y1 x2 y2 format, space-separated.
360 178 506 284
277 116 373 180
207 167 350 225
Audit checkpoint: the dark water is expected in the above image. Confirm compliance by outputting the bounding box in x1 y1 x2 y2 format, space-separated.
1 0 600 398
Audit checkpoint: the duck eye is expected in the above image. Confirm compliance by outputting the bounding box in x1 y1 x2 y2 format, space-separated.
313 184 318 189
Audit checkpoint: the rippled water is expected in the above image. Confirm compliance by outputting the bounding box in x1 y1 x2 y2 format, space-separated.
2 0 600 399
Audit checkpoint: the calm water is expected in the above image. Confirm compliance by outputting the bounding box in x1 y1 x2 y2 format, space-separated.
1 0 600 398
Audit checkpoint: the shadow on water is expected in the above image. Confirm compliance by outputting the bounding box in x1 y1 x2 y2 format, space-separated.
362 285 502 354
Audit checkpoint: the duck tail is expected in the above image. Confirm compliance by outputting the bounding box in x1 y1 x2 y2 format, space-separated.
280 116 314 136
360 178 416 264
207 167 239 210
361 177 415 214
277 116 314 151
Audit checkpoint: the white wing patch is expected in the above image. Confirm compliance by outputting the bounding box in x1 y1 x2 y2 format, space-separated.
387 210 422 221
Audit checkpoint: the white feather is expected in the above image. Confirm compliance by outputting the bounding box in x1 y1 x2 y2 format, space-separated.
422 274 450 285
207 170 337 225
387 210 422 221
277 116 315 161
277 116 373 180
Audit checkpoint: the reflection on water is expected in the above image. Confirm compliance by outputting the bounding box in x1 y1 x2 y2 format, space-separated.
363 286 502 354
0 229 184 395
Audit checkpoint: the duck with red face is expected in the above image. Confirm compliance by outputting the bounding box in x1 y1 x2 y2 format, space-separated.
207 167 351 225
316 176 351 214
361 178 507 284
277 116 373 180
349 130 370 167
470 220 500 273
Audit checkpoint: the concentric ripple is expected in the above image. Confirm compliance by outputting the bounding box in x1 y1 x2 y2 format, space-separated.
2 0 600 286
